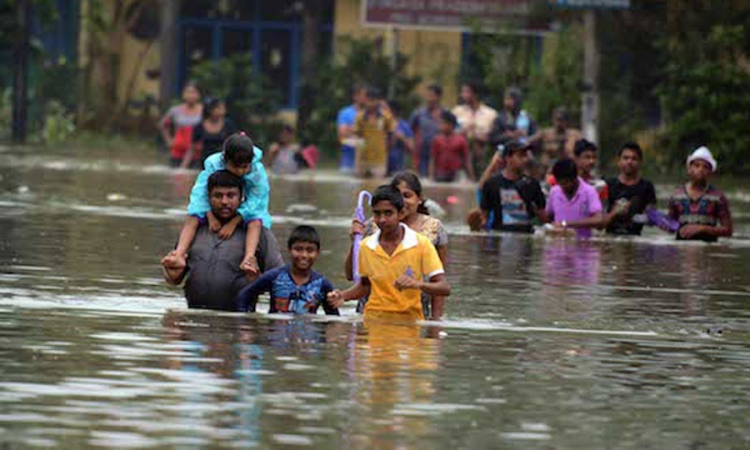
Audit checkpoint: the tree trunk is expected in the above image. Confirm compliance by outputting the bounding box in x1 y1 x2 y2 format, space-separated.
296 1 322 143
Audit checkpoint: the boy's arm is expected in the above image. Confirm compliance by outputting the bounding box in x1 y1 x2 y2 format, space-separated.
394 272 451 297
430 294 446 321
206 210 221 232
234 269 276 312
478 151 502 189
237 160 270 225
218 214 244 240
161 251 188 285
560 212 605 229
327 278 371 309
345 219 367 280
240 220 262 276
174 215 200 257
321 279 340 316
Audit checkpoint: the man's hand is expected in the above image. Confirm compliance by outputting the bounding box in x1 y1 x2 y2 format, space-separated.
394 275 423 291
218 220 239 240
349 219 366 241
207 213 222 233
327 290 345 309
679 224 704 239
161 250 187 285
614 199 632 216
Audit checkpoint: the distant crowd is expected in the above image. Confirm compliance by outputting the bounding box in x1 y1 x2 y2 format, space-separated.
335 81 733 242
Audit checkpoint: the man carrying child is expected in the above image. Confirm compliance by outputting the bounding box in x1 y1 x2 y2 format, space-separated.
161 170 283 310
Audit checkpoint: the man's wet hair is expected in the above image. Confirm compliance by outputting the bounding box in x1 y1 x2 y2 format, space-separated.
288 225 321 250
427 84 443 97
440 110 457 128
502 140 531 159
207 170 243 195
553 106 569 122
574 139 598 157
552 159 578 182
619 141 644 160
223 133 255 166
371 185 404 211
461 80 482 97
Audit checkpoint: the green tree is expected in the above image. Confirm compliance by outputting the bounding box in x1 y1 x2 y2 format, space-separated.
659 20 750 174
300 37 421 159
189 53 283 146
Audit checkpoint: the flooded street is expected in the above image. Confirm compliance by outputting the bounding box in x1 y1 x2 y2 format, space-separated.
2 143 750 449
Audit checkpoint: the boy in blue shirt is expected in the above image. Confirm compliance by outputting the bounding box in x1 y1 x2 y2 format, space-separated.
235 226 339 315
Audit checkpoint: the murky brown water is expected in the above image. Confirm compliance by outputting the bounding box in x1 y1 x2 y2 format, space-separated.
2 143 750 449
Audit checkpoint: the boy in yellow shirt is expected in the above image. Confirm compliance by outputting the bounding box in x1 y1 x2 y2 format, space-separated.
354 88 397 179
328 185 451 321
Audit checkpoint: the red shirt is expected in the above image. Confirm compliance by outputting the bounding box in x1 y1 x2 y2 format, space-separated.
431 133 469 176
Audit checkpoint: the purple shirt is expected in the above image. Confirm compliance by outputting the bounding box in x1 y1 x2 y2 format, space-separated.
546 178 603 238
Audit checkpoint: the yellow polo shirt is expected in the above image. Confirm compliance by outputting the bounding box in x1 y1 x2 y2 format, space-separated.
358 224 445 320
354 109 397 165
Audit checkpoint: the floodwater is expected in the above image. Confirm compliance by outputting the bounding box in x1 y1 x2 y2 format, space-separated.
2 143 750 449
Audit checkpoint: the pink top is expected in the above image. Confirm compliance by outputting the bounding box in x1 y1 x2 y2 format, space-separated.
546 178 603 238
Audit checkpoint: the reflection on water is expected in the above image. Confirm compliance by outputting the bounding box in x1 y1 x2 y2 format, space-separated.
2 145 750 448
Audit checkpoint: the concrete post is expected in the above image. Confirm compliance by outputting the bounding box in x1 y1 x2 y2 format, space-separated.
159 0 180 107
581 10 599 144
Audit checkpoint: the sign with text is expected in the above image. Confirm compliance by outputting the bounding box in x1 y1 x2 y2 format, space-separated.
362 0 544 32
548 0 630 9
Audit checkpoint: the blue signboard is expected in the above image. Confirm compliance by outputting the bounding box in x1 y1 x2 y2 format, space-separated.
549 0 630 9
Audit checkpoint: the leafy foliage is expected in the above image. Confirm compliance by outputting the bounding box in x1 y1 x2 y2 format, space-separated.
658 23 750 174
298 37 422 158
189 53 284 147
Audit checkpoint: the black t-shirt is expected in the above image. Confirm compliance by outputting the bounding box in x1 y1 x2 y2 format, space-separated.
193 118 237 167
605 177 657 235
481 173 546 233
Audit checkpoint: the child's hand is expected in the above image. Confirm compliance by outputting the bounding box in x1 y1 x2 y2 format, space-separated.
327 290 345 309
218 220 239 240
349 219 365 241
207 214 222 233
240 255 260 281
161 251 186 270
394 275 422 291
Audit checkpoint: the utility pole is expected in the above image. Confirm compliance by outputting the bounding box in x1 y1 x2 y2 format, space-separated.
581 10 599 144
159 0 181 107
12 0 32 143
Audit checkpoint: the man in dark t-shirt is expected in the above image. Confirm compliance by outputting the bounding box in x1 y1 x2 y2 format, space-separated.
162 170 284 310
605 142 657 236
480 141 545 233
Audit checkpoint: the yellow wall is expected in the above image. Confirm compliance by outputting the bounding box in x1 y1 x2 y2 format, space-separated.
116 34 161 106
334 0 463 105
78 0 161 115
